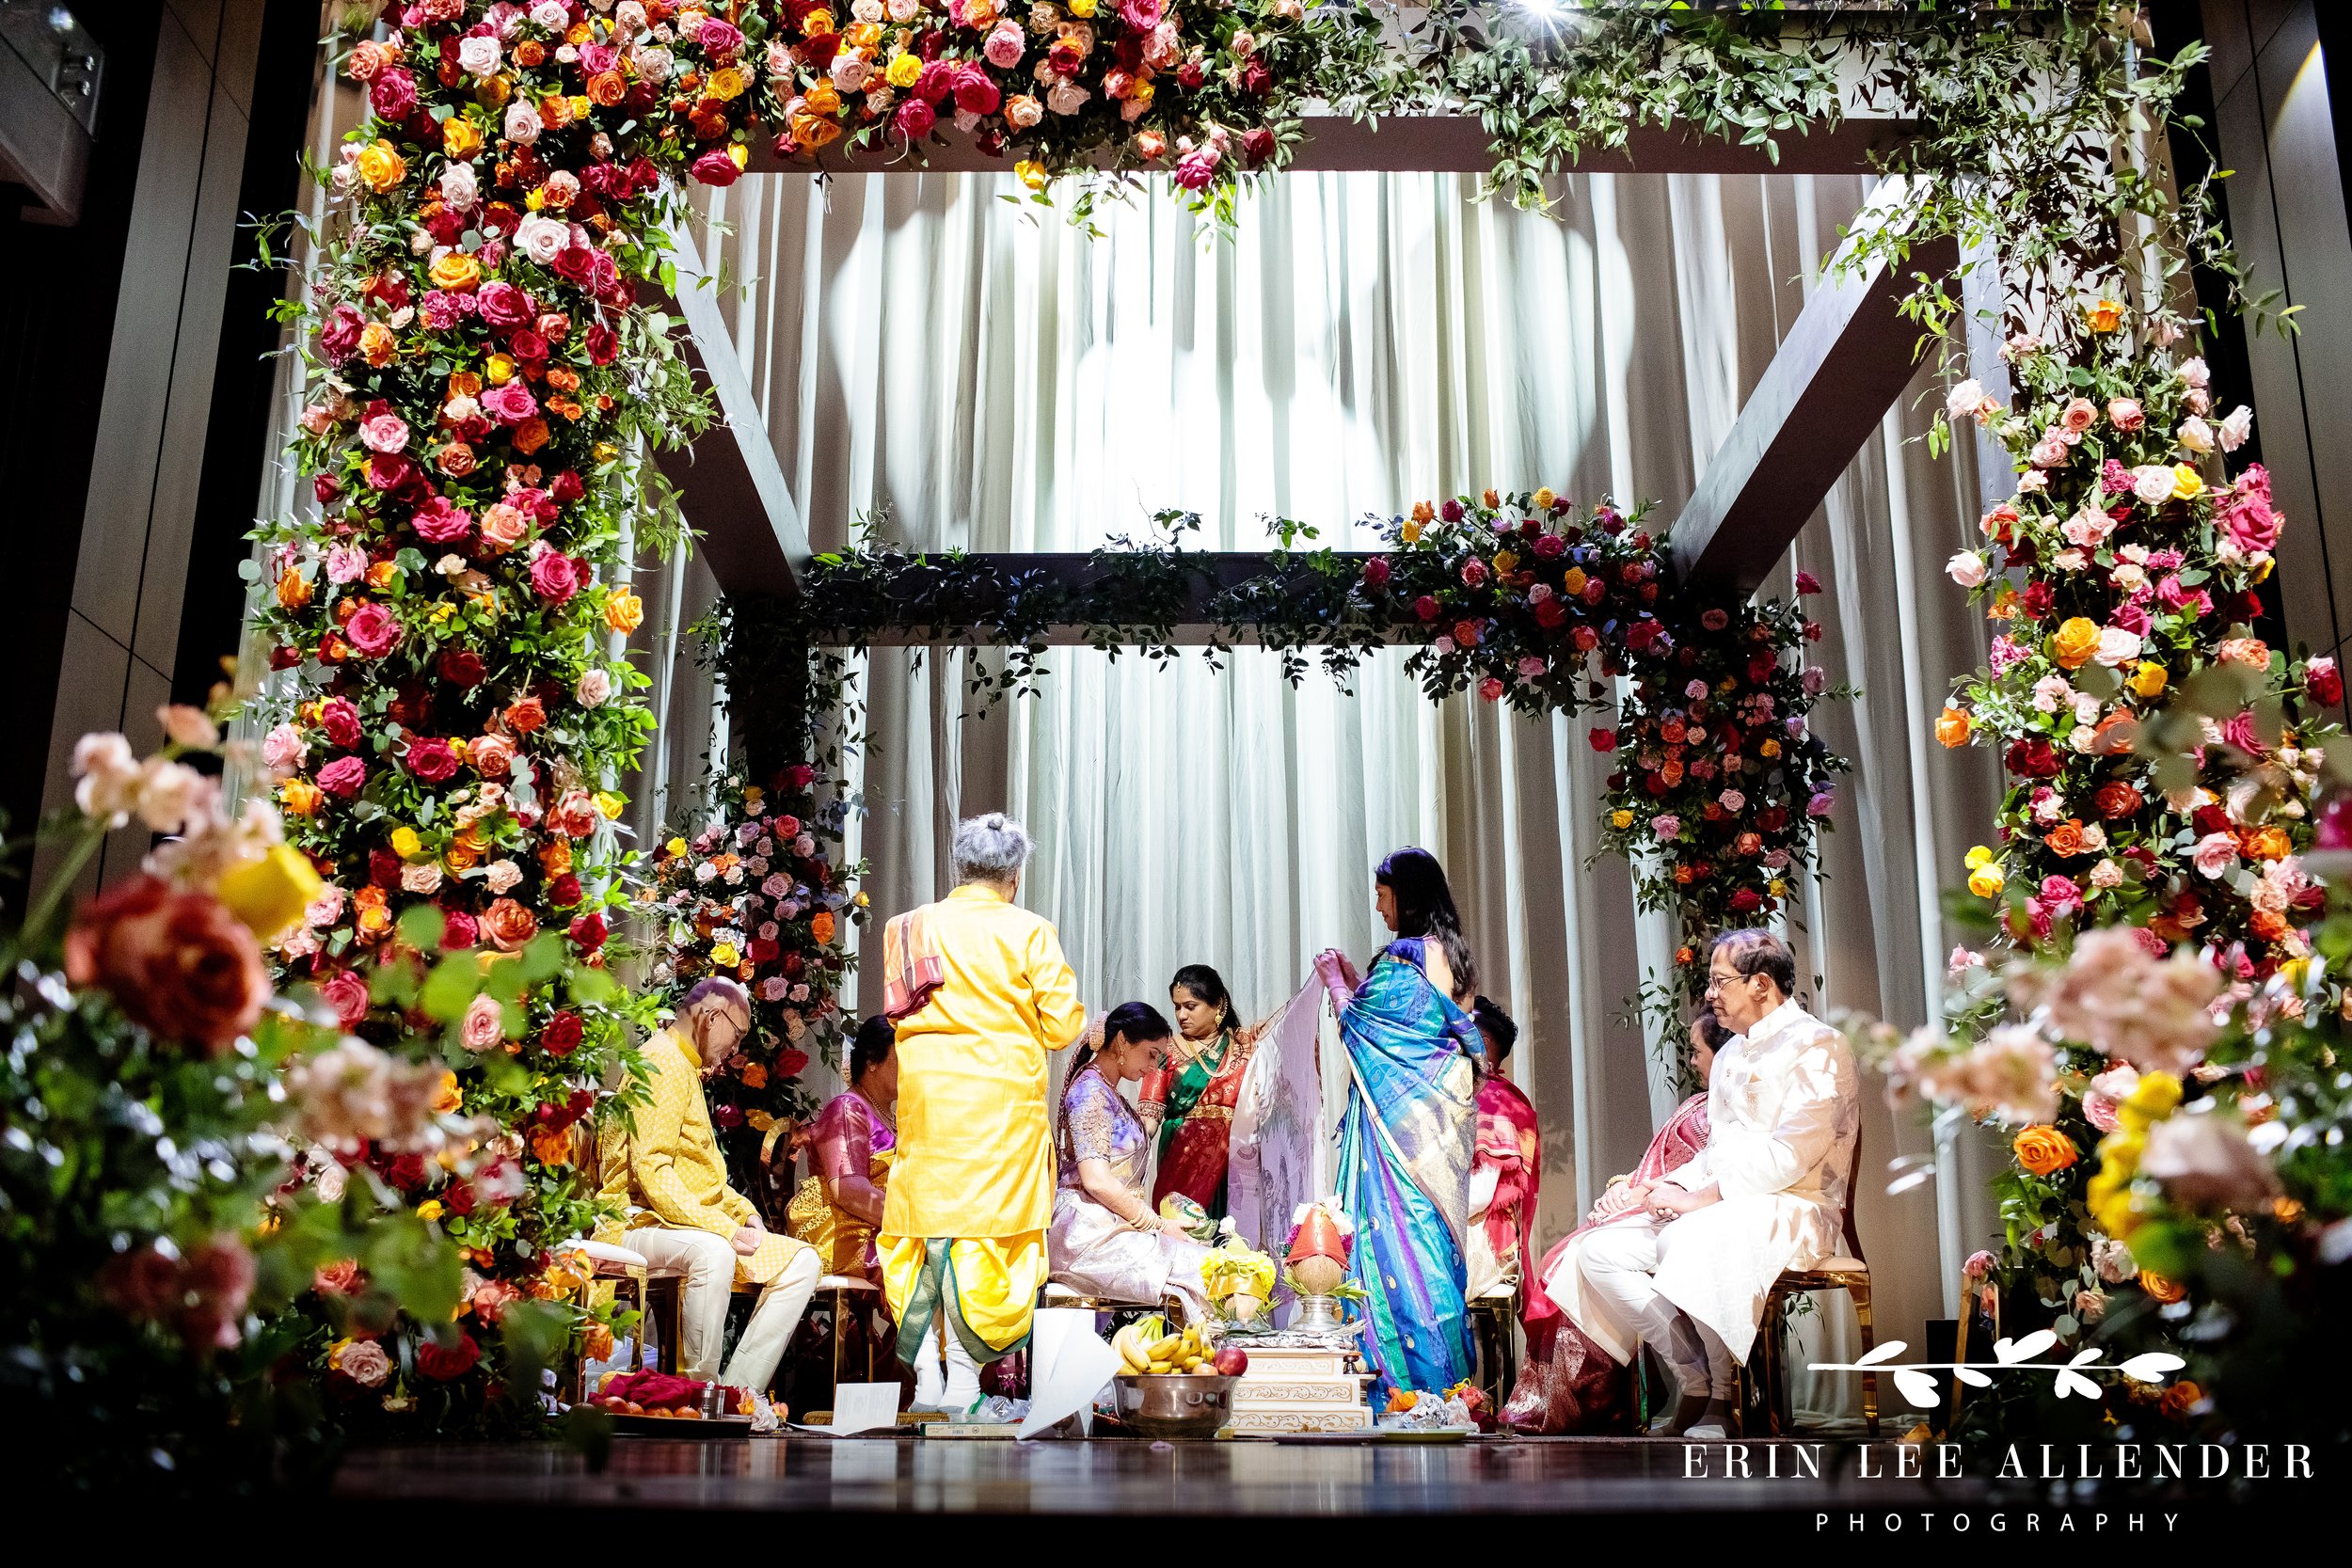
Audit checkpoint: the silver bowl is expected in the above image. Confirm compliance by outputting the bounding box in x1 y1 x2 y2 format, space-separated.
1112 1372 1236 1441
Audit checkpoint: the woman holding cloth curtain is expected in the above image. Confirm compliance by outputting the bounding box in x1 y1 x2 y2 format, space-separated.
1314 847 1481 1399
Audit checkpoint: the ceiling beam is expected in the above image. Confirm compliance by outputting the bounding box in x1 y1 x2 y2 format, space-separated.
643 225 810 597
1668 177 1958 594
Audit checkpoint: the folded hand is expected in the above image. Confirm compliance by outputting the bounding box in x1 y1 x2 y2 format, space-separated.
731 1225 765 1256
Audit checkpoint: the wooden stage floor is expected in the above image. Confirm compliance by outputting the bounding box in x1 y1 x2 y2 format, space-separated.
314 1433 2240 1538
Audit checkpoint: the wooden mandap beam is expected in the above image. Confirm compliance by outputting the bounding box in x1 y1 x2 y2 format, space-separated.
745 112 1916 181
1669 177 1958 594
642 225 811 597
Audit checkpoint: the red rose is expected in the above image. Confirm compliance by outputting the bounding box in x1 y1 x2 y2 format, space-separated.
1414 594 1440 623
439 908 479 949
369 849 403 889
438 648 486 687
1534 597 1567 630
1728 888 1764 913
319 967 372 1029
416 1330 481 1382
690 149 742 187
784 764 817 791
1588 728 1619 752
584 324 618 365
568 911 608 952
540 1010 583 1058
778 1048 811 1079
1241 127 1276 165
62 877 267 1053
749 936 780 964
2309 657 2344 707
405 737 460 782
1362 557 1391 589
547 873 583 907
2003 736 2063 779
320 698 363 750
381 1152 427 1192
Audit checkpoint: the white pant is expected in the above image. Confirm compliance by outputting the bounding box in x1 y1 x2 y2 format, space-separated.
629 1227 821 1394
911 1319 983 1413
1577 1216 1740 1398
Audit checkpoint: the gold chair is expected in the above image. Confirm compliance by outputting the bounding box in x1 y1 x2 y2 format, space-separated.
1740 1137 1879 1437
1467 1288 1520 1409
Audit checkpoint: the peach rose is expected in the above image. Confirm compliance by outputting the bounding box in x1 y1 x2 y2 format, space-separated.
63 876 268 1053
470 734 516 780
480 897 539 952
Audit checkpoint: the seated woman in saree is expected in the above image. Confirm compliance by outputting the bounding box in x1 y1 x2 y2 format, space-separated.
1049 1002 1215 1323
1139 964 1256 1221
1502 1011 1723 1435
787 1014 900 1282
1466 996 1541 1305
1312 847 1481 1398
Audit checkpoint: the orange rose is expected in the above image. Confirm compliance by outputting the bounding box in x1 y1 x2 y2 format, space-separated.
581 1320 616 1362
2156 1380 2202 1420
539 93 573 130
539 840 574 878
2011 1124 2078 1177
810 911 836 944
514 417 551 454
2249 907 2289 943
359 322 398 368
353 884 390 936
506 696 547 734
429 252 482 293
529 1123 575 1166
2241 824 2293 862
277 568 312 610
739 1062 769 1089
2043 819 2087 858
481 896 539 952
586 71 627 106
280 779 323 817
2217 637 2271 669
1934 705 1971 748
469 734 516 779
2051 617 2101 671
2139 1272 2186 1304
429 1070 462 1114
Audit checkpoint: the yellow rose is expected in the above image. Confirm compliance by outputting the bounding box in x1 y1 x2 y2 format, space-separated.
666 836 689 858
595 790 625 820
430 1071 462 1115
443 117 483 159
428 252 481 293
1533 487 1557 511
2120 1070 2184 1132
1069 0 1096 13
356 138 407 193
1967 861 2006 898
2085 298 2125 333
417 1199 445 1223
711 942 740 968
2129 660 2169 699
1400 518 1422 544
1015 159 1049 192
1561 566 1588 596
2051 616 2101 671
1611 809 1634 830
485 353 516 385
1493 550 1519 575
216 845 326 938
803 8 837 34
2169 463 2203 501
886 52 923 87
390 826 424 861
1760 737 1782 758
1963 845 1994 870
707 66 747 101
605 590 644 633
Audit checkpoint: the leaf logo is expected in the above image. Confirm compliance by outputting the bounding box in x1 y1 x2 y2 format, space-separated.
1811 1329 2185 1411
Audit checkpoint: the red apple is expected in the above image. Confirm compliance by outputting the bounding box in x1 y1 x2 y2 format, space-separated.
1214 1345 1248 1377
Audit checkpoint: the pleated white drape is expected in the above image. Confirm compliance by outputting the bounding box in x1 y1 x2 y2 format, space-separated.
687 165 2010 1425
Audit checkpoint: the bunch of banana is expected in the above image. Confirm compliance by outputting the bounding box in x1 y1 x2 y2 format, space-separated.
1112 1316 1214 1375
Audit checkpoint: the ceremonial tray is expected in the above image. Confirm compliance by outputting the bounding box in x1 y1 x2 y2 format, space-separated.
607 1412 755 1438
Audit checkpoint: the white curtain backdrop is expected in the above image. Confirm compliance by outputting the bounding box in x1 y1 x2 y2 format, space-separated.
708 166 2011 1425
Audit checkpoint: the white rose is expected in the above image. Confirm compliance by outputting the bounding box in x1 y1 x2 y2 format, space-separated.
458 36 502 76
502 101 541 145
1943 377 1983 421
2217 404 2253 452
516 212 570 266
576 667 612 707
2132 464 2178 506
1945 549 1988 588
635 45 674 82
2175 415 2215 455
2094 626 2142 668
2176 355 2210 389
532 0 571 27
439 163 479 211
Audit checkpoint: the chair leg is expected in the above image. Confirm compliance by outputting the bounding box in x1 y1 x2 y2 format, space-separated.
1850 1280 1879 1439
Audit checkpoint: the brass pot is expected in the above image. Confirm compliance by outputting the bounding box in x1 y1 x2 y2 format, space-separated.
1112 1373 1235 1441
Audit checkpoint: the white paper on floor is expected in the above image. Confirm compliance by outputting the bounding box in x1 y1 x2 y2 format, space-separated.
1019 1307 1121 1439
787 1381 901 1436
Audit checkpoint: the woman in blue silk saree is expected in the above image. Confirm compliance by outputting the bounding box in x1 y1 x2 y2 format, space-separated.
1318 848 1482 1398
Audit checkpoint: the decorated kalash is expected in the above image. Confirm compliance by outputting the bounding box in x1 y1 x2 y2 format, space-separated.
1104 1199 1485 1440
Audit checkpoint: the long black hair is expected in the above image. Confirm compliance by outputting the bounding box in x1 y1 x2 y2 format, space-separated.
1070 1000 1175 1082
1376 847 1479 998
850 1014 895 1085
1168 964 1233 1032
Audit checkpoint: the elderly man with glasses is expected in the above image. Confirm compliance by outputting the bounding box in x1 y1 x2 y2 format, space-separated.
607 975 822 1427
1553 927 1857 1439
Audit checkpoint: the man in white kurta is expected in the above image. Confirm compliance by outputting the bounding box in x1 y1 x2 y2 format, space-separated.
1563 929 1857 1438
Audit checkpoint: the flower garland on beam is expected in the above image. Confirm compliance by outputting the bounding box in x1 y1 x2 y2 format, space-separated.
703 489 1850 1068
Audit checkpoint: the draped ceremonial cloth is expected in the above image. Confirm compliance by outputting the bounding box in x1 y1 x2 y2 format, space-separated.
1227 980 1328 1256
1334 941 1478 1396
880 881 1086 1361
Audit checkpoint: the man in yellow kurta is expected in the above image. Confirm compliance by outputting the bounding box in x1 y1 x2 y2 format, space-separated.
880 813 1087 1414
614 977 821 1427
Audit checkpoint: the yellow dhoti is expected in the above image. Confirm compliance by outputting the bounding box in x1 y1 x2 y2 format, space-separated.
880 1232 1049 1362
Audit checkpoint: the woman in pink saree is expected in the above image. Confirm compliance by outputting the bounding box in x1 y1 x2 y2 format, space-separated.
1502 1013 1723 1434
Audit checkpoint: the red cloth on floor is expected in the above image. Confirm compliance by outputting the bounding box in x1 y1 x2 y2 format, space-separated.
598 1370 749 1411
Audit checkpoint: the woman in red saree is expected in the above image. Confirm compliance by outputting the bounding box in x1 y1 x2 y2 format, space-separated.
1502 1013 1723 1435
1140 964 1256 1221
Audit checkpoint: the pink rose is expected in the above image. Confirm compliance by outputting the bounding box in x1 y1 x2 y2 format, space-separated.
2219 464 2282 553
984 20 1026 68
326 545 368 584
405 737 460 782
2192 831 2239 879
480 502 530 553
343 602 402 658
699 17 745 58
894 98 936 140
475 280 533 327
953 66 1001 117
479 381 537 426
469 734 516 779
549 788 601 839
1173 147 1221 191
261 722 308 775
319 304 364 362
2106 397 2144 432
359 412 409 453
528 545 581 605
410 496 472 544
461 992 506 1052
2059 397 2097 434
320 967 372 1028
316 756 367 798
690 148 742 186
